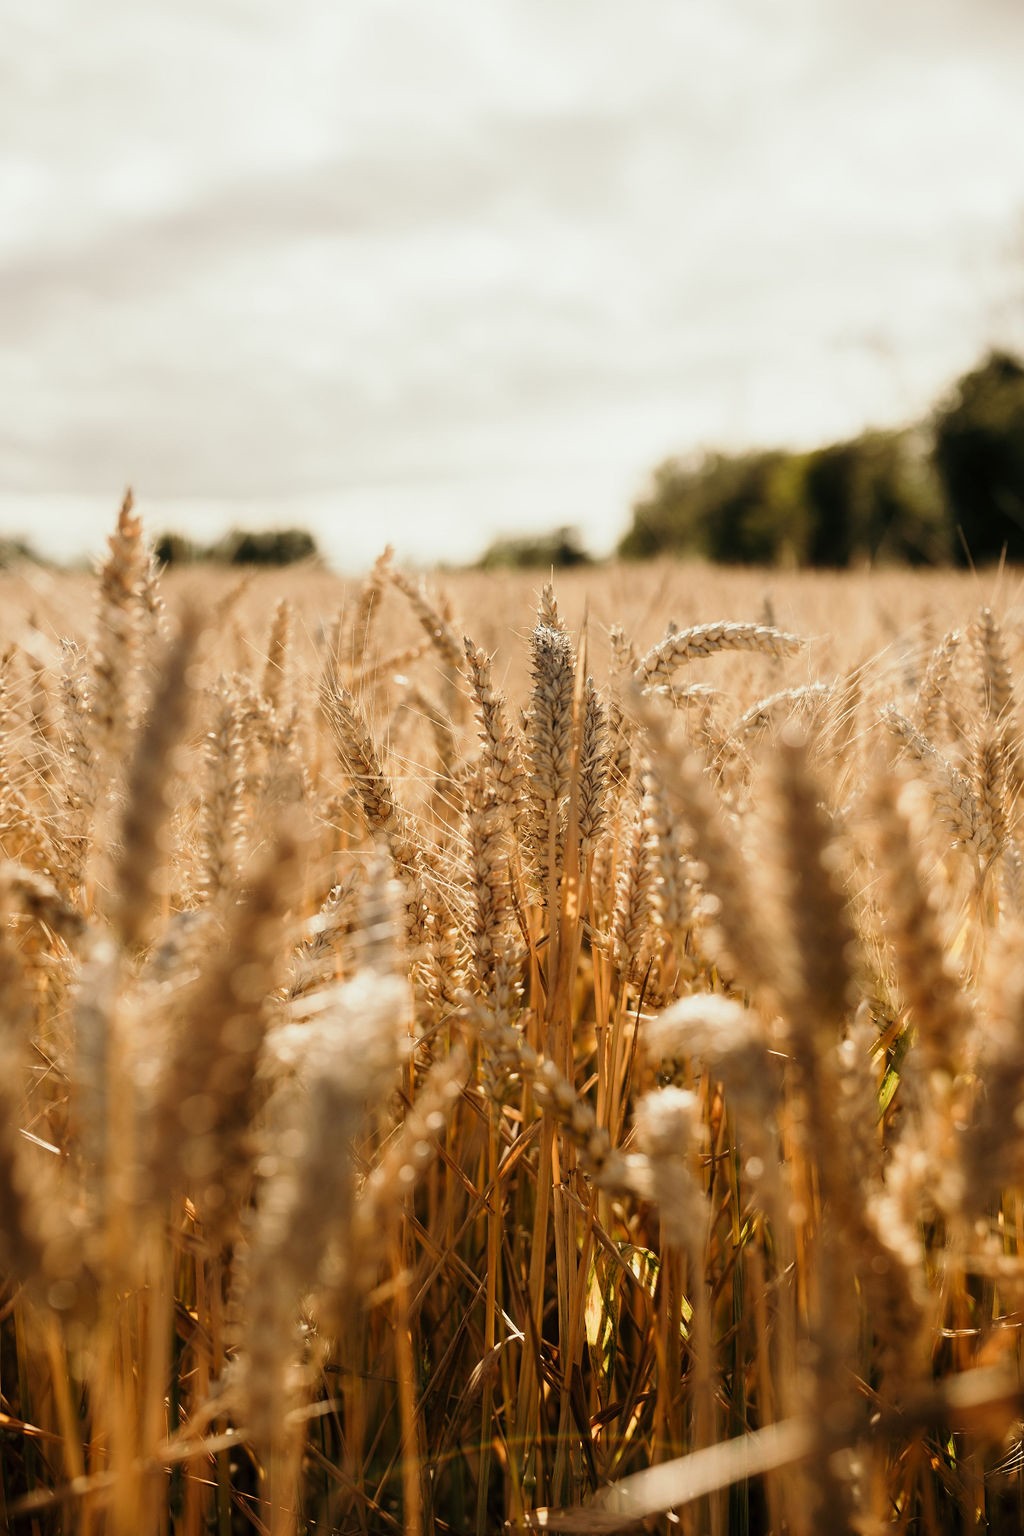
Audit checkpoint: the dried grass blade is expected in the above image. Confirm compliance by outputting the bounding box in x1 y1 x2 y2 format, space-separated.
527 1417 817 1531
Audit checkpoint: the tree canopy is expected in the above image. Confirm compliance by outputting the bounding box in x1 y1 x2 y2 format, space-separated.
617 348 1024 567
932 350 1024 565
618 429 950 567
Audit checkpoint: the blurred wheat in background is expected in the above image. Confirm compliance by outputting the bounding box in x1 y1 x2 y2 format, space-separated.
4 497 1024 1534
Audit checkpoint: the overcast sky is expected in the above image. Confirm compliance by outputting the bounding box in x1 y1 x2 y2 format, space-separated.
3 0 1024 569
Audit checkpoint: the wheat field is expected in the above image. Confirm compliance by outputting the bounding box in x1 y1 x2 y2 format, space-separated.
3 498 1024 1535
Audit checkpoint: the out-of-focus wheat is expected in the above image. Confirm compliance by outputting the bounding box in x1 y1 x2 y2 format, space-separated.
5 509 1024 1536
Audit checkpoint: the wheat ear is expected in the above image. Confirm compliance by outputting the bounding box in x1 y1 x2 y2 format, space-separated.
110 607 203 952
881 706 981 852
525 620 575 894
320 678 399 834
261 597 293 713
463 637 529 823
90 489 149 774
635 621 804 689
914 626 962 738
347 543 393 666
970 605 1014 722
145 819 304 1239
198 679 248 903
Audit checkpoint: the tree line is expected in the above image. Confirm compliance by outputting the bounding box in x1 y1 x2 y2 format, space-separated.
153 527 320 566
616 349 1024 567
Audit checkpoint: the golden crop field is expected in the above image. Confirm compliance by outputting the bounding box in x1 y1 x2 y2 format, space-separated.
3 499 1024 1535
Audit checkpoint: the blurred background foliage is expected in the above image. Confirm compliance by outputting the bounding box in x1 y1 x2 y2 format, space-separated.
153 527 321 567
618 348 1024 568
476 524 593 570
932 350 1024 566
619 431 949 567
0 537 40 568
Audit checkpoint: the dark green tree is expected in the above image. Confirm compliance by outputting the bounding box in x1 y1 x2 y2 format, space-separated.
619 450 809 565
803 430 948 567
932 350 1024 565
620 430 948 567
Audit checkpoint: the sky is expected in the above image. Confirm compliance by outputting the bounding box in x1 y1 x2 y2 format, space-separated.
2 0 1024 571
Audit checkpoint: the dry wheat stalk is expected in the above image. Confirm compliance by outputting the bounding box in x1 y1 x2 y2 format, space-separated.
631 1087 707 1253
0 650 53 876
198 679 247 901
89 489 149 775
138 543 168 648
239 962 415 1454
463 637 529 823
538 581 564 633
630 690 772 994
881 705 982 852
287 868 364 1002
389 564 466 715
970 605 1015 723
576 676 610 850
607 623 640 680
320 677 399 834
915 625 962 738
868 776 974 1108
607 795 655 978
261 597 293 713
525 620 575 893
462 765 520 1000
960 937 1024 1211
635 621 804 690
110 608 202 952
604 695 635 794
770 732 857 1041
144 819 304 1239
972 733 1009 869
0 1074 85 1312
643 767 696 939
24 641 56 787
349 1048 469 1295
730 681 833 741
401 679 460 789
346 544 394 667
